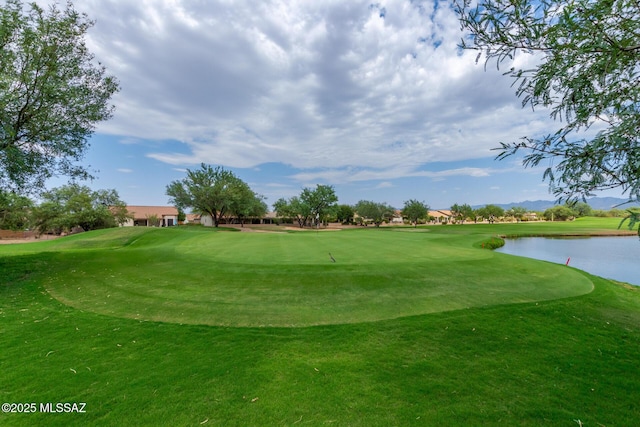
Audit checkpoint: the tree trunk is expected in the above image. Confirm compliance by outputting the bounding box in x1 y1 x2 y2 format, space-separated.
207 210 220 227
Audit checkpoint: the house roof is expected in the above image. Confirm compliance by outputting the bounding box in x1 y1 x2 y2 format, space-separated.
126 206 179 219
429 210 453 218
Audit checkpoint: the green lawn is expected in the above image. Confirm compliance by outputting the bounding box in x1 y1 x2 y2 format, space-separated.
40 226 595 327
1 218 639 425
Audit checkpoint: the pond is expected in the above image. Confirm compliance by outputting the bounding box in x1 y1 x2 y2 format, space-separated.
495 236 639 286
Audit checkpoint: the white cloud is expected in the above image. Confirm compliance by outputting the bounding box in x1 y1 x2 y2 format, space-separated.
117 168 133 173
72 0 553 181
118 137 143 145
289 165 493 184
376 182 394 189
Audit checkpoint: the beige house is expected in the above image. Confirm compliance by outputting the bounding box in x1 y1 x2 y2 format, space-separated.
429 210 453 224
391 210 404 224
123 206 179 227
184 213 202 224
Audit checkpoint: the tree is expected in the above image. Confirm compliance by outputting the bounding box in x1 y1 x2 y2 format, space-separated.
355 200 395 227
402 199 430 227
455 0 640 206
0 189 33 230
146 214 160 227
273 185 338 228
506 206 528 221
177 208 186 224
450 203 474 224
476 204 505 223
230 186 267 227
572 202 593 217
166 164 254 228
0 0 119 192
273 197 304 228
335 204 355 224
32 184 129 234
300 185 338 226
273 196 310 228
543 205 577 221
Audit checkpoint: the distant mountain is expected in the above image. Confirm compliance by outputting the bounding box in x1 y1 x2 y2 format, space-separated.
472 197 635 212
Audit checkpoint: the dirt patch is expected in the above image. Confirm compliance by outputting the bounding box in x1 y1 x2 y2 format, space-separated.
0 234 59 244
224 223 355 233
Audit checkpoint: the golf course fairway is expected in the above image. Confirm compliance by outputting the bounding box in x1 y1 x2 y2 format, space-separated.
35 226 594 326
2 219 639 425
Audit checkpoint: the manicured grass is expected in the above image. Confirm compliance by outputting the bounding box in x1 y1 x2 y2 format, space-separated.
1 218 639 425
37 226 594 327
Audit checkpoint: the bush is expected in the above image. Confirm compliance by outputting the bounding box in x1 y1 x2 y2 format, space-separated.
543 205 576 221
477 236 505 249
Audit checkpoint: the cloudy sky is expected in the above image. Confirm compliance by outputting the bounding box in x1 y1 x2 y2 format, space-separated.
46 0 622 209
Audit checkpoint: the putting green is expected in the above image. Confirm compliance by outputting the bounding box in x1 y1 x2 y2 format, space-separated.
38 227 595 327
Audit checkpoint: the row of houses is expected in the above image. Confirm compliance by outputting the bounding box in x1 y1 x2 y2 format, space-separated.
122 206 457 227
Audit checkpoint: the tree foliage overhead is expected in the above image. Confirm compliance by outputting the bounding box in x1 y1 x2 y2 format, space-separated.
619 208 640 235
0 0 119 192
455 0 640 204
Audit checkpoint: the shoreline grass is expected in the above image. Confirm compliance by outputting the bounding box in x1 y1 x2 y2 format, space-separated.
1 217 639 425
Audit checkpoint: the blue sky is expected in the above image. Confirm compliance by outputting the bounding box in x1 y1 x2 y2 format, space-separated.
46 0 622 209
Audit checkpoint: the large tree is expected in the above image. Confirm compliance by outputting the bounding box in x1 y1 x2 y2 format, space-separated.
300 184 338 226
402 199 430 227
0 0 119 192
166 164 254 227
32 184 129 234
455 0 640 206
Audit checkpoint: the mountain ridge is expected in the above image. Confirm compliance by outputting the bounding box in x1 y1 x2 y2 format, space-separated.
463 197 636 212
